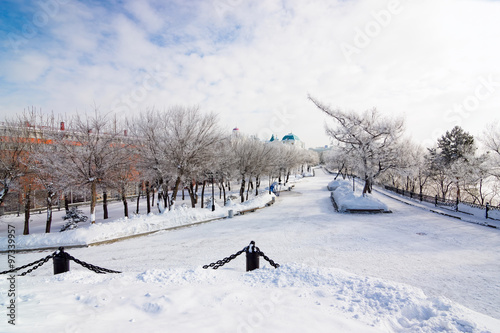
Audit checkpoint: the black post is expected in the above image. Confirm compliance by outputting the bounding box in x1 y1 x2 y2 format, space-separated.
53 247 70 275
486 203 490 219
435 195 438 207
246 241 259 272
211 175 215 212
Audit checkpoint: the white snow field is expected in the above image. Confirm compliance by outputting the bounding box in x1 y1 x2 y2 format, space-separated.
1 168 500 333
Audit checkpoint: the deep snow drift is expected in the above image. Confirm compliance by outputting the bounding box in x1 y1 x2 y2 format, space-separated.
1 169 500 332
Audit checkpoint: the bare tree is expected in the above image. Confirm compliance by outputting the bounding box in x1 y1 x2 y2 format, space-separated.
309 95 405 194
482 122 500 181
129 109 174 213
0 117 33 208
48 109 129 223
164 106 223 208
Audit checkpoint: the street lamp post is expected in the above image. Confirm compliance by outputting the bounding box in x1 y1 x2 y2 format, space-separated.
211 173 215 212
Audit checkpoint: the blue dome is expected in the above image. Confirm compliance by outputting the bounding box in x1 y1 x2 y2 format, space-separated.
282 133 300 141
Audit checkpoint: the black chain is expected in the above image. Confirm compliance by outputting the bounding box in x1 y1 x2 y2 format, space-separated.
203 241 280 270
65 253 121 274
0 251 57 276
202 248 246 269
256 247 280 269
0 248 120 276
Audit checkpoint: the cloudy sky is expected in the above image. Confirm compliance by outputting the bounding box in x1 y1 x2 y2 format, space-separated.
1 0 499 148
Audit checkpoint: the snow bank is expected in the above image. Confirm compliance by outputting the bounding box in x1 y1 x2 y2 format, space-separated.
331 180 389 213
327 179 347 191
0 193 275 251
243 264 497 332
24 263 499 333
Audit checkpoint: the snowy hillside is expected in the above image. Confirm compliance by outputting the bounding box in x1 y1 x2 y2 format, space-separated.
1 168 500 332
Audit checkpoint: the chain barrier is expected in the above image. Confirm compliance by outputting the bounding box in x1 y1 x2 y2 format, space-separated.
65 252 121 274
0 251 57 276
256 247 280 269
0 247 120 276
203 241 280 270
202 248 246 269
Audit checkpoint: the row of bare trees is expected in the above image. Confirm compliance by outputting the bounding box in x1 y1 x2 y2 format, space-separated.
310 95 500 206
0 107 318 234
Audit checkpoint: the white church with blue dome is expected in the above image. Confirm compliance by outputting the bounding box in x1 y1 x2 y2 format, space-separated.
269 132 305 149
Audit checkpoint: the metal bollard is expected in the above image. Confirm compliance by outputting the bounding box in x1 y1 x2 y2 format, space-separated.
53 247 70 275
228 209 234 218
246 241 259 272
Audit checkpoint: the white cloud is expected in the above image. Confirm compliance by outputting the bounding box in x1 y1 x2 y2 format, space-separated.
1 0 500 148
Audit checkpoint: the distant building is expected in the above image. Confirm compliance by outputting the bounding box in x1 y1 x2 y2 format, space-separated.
280 132 305 149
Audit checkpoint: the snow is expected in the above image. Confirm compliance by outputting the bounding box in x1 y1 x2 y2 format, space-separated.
458 203 500 221
1 168 500 332
331 179 389 213
327 179 346 191
0 193 275 251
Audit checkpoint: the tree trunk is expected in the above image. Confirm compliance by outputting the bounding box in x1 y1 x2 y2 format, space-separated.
240 176 246 203
23 185 31 235
64 193 70 212
286 170 290 184
0 183 9 206
222 181 226 205
255 176 260 196
136 181 142 214
172 176 182 201
165 182 170 211
362 177 372 195
187 182 196 208
246 177 251 201
121 184 128 217
103 189 108 219
151 186 155 207
45 190 54 233
201 180 206 208
90 181 97 224
146 181 151 214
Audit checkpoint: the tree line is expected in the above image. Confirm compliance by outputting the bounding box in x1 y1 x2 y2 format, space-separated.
0 107 319 234
309 95 500 206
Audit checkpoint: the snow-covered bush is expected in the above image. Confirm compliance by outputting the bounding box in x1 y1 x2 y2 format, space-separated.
60 207 88 232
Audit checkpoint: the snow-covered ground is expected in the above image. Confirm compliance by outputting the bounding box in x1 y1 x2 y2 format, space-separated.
0 193 275 251
1 168 500 332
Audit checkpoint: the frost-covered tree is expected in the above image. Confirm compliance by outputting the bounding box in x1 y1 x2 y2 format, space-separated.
482 122 500 181
0 116 33 208
129 109 174 213
428 126 476 200
48 109 129 223
164 106 223 208
309 95 405 194
460 153 497 205
28 113 69 233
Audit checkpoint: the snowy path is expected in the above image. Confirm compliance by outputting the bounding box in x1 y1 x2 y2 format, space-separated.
2 168 500 332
